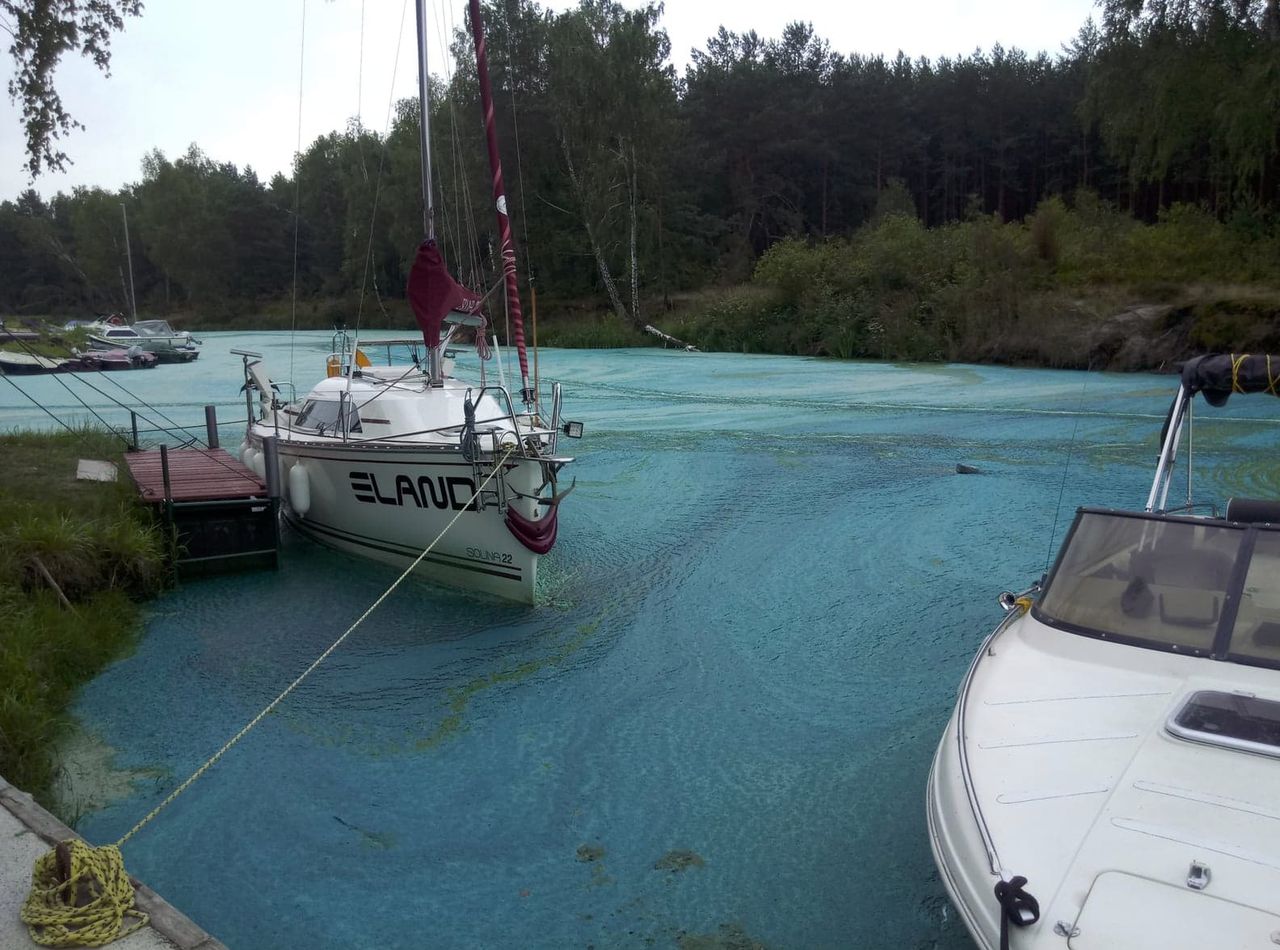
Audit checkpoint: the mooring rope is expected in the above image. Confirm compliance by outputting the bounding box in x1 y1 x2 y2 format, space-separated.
23 446 517 946
21 842 147 948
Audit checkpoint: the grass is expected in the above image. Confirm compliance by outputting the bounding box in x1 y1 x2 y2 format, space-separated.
0 428 166 810
532 310 652 348
0 325 90 359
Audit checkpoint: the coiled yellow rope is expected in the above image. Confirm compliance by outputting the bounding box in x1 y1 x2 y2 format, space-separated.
21 842 146 947
22 447 517 945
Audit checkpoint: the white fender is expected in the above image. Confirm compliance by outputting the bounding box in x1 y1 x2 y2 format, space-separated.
250 450 266 480
237 440 249 462
287 462 311 516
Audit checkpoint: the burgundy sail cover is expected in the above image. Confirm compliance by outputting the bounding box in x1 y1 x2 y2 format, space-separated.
406 239 484 349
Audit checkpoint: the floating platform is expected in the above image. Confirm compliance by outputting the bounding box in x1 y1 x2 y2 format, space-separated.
125 447 280 575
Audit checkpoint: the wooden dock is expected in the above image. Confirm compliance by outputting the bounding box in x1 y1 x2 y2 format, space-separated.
125 446 280 575
125 447 265 503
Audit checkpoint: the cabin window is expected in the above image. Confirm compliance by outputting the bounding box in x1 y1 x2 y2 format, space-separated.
295 398 362 435
1167 690 1280 758
106 329 133 337
1036 511 1245 655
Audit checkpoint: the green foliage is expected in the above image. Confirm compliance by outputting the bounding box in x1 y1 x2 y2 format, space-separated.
1188 297 1280 352
0 428 165 807
666 199 1280 364
5 0 1280 345
533 313 651 348
2 0 143 177
0 585 141 804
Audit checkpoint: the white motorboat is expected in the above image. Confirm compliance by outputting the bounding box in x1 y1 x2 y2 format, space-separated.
928 354 1280 950
86 316 200 362
232 0 581 604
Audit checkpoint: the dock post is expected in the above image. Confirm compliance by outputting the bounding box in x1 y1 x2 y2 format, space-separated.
130 411 139 452
204 405 219 449
158 443 177 569
261 436 282 569
159 444 172 502
261 437 280 500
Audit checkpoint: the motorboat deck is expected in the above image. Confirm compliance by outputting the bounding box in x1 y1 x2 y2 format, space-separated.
928 354 1280 950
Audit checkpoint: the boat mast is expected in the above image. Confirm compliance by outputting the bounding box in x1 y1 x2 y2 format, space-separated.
415 0 435 241
468 0 533 405
415 0 445 384
120 203 138 321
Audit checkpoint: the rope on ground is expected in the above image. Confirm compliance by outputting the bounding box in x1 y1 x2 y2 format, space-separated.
21 841 147 948
22 446 516 946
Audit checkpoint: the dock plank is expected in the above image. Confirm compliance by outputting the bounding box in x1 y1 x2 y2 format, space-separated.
125 448 266 503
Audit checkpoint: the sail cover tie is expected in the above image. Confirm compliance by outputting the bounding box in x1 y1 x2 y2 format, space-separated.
407 239 485 352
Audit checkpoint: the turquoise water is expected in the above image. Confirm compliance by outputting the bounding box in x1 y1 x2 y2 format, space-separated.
5 335 1278 949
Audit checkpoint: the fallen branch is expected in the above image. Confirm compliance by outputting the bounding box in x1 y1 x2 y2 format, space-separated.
644 325 699 351
31 556 78 615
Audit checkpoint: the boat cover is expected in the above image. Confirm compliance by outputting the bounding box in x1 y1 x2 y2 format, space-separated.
1180 353 1280 406
407 240 485 353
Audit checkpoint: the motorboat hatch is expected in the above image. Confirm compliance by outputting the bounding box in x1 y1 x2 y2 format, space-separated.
1067 871 1280 949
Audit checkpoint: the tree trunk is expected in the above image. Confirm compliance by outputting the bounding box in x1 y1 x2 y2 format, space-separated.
657 181 669 311
561 135 631 326
820 158 828 236
628 144 640 327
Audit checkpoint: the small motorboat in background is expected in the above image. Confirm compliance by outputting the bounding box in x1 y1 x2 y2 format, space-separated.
86 315 201 362
0 350 71 375
72 347 159 371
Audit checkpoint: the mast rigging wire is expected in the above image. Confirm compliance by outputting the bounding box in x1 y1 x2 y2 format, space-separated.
347 0 411 368
288 0 308 394
4 339 128 442
1043 363 1093 573
9 335 201 447
0 373 110 447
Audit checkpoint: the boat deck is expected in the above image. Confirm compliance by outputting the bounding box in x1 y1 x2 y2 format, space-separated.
125 448 265 503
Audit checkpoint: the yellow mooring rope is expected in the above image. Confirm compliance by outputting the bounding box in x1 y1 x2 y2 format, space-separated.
22 447 517 946
21 842 146 948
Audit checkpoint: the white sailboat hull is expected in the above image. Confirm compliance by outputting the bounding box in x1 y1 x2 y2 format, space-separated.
252 433 545 603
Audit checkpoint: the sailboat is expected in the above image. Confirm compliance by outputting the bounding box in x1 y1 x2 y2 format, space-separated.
233 0 582 603
86 205 202 362
928 354 1280 949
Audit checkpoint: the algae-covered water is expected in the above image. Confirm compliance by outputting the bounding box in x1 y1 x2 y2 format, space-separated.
4 335 1277 949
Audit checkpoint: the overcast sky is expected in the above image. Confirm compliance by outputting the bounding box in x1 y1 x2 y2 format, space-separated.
1 0 1099 200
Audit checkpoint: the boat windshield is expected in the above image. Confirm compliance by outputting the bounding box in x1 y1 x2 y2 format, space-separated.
295 398 362 435
1035 509 1280 667
133 320 176 336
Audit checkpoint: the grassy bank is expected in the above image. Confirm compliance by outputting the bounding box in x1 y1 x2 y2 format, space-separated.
656 194 1280 369
0 429 165 811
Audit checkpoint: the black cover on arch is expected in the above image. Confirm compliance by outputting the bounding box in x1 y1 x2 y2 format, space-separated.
1180 353 1280 407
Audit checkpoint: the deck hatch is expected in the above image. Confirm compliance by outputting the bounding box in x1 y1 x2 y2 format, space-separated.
1167 690 1280 758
